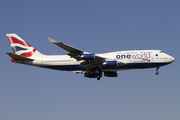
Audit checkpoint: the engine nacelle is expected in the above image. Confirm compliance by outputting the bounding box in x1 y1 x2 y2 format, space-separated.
103 61 118 68
104 71 118 77
82 54 95 60
84 72 99 78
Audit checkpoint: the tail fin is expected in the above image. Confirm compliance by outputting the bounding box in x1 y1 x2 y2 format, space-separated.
6 33 43 58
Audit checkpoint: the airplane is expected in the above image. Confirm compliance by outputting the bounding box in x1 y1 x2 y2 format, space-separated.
6 33 175 80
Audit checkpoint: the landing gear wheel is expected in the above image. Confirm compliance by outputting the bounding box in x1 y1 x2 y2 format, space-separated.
97 70 102 80
97 76 100 80
155 71 159 75
155 67 159 75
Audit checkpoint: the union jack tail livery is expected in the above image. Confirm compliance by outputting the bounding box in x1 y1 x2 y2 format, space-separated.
6 33 175 80
6 34 43 60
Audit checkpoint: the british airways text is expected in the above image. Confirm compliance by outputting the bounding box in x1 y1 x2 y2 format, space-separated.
116 53 151 59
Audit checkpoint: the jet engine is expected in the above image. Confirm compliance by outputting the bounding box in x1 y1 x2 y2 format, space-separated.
104 71 118 77
84 72 99 78
103 61 118 68
103 61 126 68
68 53 95 60
82 54 95 60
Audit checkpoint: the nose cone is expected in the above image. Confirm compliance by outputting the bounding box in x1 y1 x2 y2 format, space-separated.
170 56 175 63
167 54 175 63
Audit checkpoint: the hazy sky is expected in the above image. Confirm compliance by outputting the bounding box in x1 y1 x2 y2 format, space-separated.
1 0 180 120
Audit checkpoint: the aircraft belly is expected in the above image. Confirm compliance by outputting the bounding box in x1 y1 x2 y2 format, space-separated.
121 62 171 69
42 64 86 71
102 62 171 70
42 62 171 71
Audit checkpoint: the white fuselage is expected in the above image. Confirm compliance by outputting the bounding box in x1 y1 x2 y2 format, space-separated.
16 50 175 71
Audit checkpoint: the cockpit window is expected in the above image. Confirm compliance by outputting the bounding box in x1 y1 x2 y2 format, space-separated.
160 51 164 53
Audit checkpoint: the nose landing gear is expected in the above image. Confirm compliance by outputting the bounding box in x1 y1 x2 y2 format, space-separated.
155 67 159 75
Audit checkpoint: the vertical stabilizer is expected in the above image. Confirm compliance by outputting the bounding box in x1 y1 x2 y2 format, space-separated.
6 34 44 58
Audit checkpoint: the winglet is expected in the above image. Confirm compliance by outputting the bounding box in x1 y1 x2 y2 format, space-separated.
48 37 58 43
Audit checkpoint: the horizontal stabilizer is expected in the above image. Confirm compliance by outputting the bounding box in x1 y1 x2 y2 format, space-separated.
6 52 33 61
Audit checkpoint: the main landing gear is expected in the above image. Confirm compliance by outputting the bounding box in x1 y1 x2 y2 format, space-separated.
97 70 102 80
155 67 159 75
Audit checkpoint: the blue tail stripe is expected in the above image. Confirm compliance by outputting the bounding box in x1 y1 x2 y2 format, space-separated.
12 46 27 52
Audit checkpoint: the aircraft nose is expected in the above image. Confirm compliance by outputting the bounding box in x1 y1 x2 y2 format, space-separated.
169 56 175 63
171 57 175 62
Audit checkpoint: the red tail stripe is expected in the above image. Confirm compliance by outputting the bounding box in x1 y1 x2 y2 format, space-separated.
20 49 36 57
9 36 32 47
7 36 12 44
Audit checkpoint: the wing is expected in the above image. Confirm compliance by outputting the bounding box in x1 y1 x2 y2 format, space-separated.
48 37 83 54
48 38 126 71
48 38 106 70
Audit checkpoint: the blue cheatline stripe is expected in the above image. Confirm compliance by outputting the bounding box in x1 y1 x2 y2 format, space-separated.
41 62 171 71
117 62 171 69
12 46 27 52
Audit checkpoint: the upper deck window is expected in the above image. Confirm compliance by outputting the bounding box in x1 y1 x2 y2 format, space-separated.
160 51 164 53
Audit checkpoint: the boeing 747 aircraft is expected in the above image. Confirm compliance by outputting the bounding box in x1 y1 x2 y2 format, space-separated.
6 34 175 80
